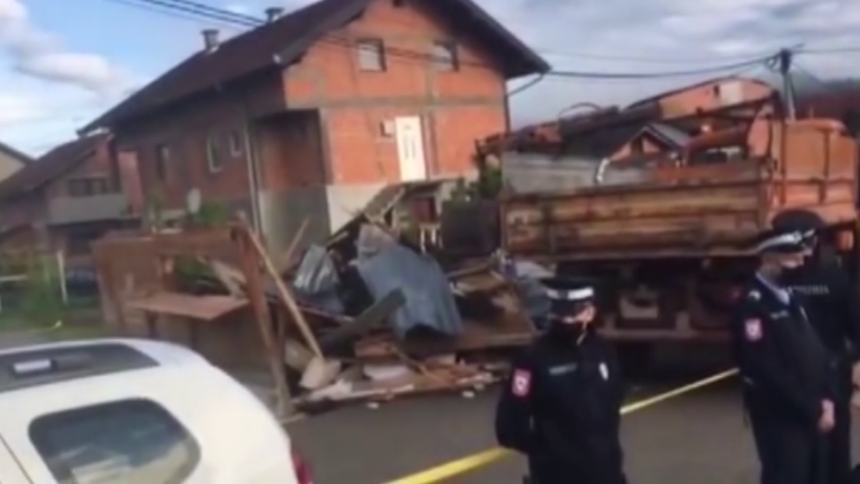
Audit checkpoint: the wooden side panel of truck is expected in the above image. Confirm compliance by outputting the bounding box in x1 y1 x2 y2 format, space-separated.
501 119 858 260
497 118 858 351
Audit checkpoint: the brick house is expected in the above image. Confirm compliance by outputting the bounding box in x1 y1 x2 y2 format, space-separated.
0 134 142 267
0 141 30 183
81 0 548 251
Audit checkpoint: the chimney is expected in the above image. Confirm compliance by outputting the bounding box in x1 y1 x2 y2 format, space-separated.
265 7 284 22
202 29 219 52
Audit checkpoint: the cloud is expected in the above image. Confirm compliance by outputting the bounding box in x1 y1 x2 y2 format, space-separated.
467 0 860 125
0 0 135 99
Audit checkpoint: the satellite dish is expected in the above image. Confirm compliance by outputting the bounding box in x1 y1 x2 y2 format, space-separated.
186 188 201 214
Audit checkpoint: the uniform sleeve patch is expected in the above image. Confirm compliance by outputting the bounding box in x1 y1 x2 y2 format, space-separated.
511 369 532 397
744 318 763 341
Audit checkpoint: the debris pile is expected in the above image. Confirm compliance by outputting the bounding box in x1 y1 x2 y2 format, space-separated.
275 219 538 410
151 215 543 411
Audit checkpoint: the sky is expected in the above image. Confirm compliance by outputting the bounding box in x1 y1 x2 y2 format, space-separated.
0 0 859 156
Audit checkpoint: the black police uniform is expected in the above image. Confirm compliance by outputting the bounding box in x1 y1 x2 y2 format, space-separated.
781 231 860 484
732 230 835 484
494 278 627 484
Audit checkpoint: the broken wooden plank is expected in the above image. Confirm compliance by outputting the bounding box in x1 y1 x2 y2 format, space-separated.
242 225 324 359
126 291 248 321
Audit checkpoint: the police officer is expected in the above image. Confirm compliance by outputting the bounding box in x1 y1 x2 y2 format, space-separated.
494 277 626 484
776 216 860 484
733 227 835 484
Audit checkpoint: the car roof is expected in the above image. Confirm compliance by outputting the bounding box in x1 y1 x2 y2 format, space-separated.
0 338 212 394
0 337 206 364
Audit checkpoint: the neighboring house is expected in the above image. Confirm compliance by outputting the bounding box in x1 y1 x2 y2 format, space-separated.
0 141 31 183
0 134 142 267
81 0 549 251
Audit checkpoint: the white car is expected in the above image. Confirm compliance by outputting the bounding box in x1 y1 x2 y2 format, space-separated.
0 338 312 484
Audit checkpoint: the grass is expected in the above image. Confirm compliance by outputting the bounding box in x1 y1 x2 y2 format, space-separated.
0 302 108 343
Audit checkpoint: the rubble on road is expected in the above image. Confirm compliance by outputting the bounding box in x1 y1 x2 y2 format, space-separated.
91 184 545 415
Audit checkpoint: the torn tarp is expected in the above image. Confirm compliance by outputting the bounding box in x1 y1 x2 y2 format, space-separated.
293 245 344 314
355 242 463 338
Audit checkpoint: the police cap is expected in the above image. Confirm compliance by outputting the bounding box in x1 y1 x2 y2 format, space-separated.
539 277 595 317
753 227 805 255
771 209 824 249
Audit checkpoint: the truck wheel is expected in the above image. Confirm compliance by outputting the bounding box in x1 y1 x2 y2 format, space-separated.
617 343 654 379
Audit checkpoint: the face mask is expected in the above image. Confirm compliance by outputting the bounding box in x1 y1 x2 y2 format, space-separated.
548 317 593 343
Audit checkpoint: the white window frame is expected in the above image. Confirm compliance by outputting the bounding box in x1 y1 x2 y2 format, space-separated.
432 40 458 71
155 142 170 181
206 133 223 173
356 38 386 72
228 130 243 157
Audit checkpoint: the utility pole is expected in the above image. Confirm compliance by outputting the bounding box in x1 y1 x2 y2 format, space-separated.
778 48 796 119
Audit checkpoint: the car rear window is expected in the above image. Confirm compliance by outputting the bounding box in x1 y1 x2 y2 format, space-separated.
29 399 199 484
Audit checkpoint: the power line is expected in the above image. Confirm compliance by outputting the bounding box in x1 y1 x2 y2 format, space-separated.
102 0 259 27
103 0 249 30
110 0 782 80
799 46 860 54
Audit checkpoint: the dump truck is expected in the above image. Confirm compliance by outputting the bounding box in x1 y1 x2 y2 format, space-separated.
466 94 860 369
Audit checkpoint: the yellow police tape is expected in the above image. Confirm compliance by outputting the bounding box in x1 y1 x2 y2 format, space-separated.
384 368 739 484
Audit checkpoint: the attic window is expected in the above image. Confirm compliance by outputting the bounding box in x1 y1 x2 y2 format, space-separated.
206 133 223 173
155 143 170 181
356 38 386 72
432 41 458 71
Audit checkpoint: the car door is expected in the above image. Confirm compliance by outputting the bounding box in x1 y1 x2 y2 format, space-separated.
0 432 31 484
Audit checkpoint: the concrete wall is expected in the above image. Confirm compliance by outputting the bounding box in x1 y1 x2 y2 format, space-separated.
325 183 386 234
258 187 330 254
258 183 391 254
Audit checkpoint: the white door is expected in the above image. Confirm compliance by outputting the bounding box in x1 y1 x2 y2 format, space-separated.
395 116 428 181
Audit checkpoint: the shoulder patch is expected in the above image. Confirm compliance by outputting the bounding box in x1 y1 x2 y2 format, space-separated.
511 369 532 397
744 318 763 341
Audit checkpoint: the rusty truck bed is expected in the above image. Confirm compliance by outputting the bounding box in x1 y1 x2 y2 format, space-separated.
500 119 858 260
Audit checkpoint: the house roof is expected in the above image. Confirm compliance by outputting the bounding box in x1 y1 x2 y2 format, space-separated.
0 134 108 203
0 141 33 165
83 0 549 131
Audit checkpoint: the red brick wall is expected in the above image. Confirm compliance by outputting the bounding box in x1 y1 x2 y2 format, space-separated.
256 113 325 191
113 76 284 210
283 0 508 184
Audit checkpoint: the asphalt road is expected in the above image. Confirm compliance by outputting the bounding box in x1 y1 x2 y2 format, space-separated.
288 344 777 484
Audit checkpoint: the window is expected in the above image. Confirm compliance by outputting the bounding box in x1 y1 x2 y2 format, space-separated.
228 131 243 157
67 176 109 197
631 138 645 154
356 38 385 72
155 143 170 181
432 41 458 71
206 133 223 173
30 399 200 484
